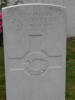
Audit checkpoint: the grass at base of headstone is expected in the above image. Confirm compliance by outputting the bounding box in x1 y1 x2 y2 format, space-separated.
0 37 75 100
66 37 75 100
0 46 6 100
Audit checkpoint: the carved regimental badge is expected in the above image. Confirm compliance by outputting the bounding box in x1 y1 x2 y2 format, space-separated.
24 52 49 76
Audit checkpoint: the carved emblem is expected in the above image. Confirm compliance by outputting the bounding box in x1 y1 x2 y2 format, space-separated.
24 52 49 76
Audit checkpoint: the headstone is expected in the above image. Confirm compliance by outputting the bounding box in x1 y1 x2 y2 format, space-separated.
7 0 64 6
2 4 67 100
65 0 75 37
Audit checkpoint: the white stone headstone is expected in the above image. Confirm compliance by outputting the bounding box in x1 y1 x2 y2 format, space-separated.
65 0 75 37
2 4 67 100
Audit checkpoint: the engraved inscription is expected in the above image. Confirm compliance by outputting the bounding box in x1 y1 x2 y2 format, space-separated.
28 34 43 37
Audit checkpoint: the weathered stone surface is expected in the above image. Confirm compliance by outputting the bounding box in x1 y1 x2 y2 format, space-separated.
7 0 75 37
65 0 75 37
2 4 67 100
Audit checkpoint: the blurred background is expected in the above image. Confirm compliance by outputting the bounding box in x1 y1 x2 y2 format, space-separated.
0 0 75 100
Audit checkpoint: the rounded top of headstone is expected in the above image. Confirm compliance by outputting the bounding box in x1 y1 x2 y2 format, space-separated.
3 3 66 10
